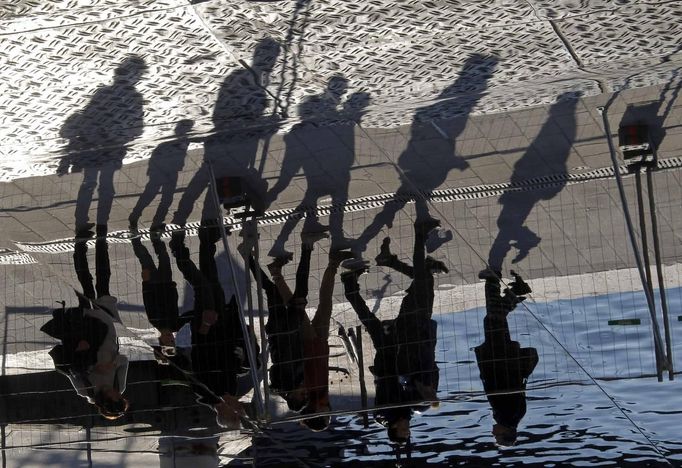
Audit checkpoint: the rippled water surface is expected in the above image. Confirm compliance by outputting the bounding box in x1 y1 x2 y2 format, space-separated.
249 286 682 466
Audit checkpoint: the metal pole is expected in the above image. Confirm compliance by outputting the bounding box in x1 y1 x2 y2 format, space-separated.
252 231 271 420
241 217 270 420
645 168 674 380
205 161 265 416
244 245 256 333
355 326 369 428
1 425 6 468
634 170 654 292
597 107 668 379
86 422 92 468
634 169 662 379
243 239 262 407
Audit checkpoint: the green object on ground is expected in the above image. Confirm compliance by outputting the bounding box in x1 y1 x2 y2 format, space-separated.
608 318 641 326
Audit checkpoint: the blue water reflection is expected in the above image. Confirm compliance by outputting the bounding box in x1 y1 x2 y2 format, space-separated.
252 286 682 466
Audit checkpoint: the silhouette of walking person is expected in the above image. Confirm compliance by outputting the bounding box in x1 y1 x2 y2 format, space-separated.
353 54 498 255
267 77 370 256
59 56 147 236
341 221 446 444
129 119 195 233
475 268 538 447
172 38 281 226
487 93 579 270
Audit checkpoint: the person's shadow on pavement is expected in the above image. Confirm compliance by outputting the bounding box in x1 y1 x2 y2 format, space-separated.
59 56 147 237
487 92 580 270
171 38 281 227
128 119 195 232
353 53 498 255
267 76 371 256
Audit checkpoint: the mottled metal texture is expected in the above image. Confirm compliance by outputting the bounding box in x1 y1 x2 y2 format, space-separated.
1 0 680 180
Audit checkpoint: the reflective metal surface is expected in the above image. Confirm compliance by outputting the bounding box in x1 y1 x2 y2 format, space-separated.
2 1 682 467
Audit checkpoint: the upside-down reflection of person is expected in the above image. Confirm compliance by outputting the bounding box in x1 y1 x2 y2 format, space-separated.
239 221 353 431
342 221 445 444
40 292 129 419
131 236 189 357
41 205 131 419
475 268 538 447
169 223 258 429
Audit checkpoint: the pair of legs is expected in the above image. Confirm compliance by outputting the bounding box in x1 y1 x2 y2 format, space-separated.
487 195 540 270
73 238 110 308
129 173 179 229
129 137 189 229
250 233 344 353
269 184 352 256
269 246 346 342
74 163 118 232
132 237 179 343
170 224 223 315
132 238 173 283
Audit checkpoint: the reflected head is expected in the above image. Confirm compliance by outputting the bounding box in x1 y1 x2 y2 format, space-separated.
252 37 281 72
492 423 518 447
299 397 331 431
387 417 411 445
300 415 330 432
94 389 129 420
114 55 147 83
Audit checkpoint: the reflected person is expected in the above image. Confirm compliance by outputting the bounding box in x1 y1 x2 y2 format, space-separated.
59 56 147 235
40 293 129 420
170 223 256 429
131 236 189 357
475 268 538 447
240 222 353 431
342 221 445 444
